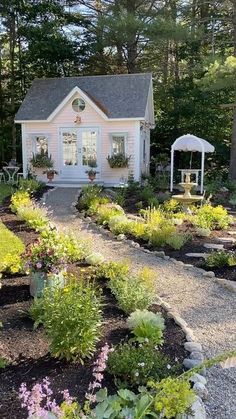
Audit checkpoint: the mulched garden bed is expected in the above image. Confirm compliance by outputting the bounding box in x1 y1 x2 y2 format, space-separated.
0 205 187 419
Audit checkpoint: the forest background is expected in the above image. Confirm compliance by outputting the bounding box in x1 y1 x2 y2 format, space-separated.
0 0 236 179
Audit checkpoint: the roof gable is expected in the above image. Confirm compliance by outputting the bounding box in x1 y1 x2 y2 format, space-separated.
15 73 152 122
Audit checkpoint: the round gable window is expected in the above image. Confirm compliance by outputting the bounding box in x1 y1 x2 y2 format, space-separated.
72 98 85 113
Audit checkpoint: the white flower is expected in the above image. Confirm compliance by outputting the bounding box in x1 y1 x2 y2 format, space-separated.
167 364 171 369
135 372 139 377
138 362 145 367
144 338 149 343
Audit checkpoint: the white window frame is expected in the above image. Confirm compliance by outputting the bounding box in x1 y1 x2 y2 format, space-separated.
30 133 51 157
109 132 128 156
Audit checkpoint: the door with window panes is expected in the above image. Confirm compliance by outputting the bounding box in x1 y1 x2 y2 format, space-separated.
60 128 99 179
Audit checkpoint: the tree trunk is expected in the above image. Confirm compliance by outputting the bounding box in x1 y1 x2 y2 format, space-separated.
229 0 236 179
9 10 17 160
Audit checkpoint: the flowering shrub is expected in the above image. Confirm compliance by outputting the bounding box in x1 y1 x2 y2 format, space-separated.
24 238 67 274
127 309 165 345
107 342 177 387
30 282 103 362
19 377 79 418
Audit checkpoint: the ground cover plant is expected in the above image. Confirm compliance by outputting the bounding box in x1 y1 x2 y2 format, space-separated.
0 221 25 274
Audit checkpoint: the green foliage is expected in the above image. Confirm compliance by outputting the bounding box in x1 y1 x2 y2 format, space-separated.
127 221 148 239
138 185 158 208
205 250 236 269
127 309 165 345
40 229 90 263
107 342 176 387
0 184 14 204
0 357 8 369
18 178 44 194
195 227 211 237
108 215 130 235
109 269 155 314
10 190 31 213
0 222 25 274
77 185 106 212
107 153 130 168
17 204 49 231
30 153 53 168
30 282 103 362
96 261 129 281
85 252 105 266
151 377 195 418
115 188 126 207
148 225 176 247
193 204 232 230
166 232 191 250
96 203 124 225
162 199 181 213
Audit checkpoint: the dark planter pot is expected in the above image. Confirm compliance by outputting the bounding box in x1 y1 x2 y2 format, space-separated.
88 173 96 182
47 173 55 182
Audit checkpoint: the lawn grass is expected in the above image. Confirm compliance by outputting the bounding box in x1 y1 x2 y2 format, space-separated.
0 222 25 264
0 183 15 204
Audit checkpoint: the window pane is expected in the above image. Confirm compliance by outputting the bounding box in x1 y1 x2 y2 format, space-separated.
35 136 48 155
112 136 125 155
82 131 97 166
62 131 78 166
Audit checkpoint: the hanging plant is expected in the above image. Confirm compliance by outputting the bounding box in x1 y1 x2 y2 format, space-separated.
107 153 131 168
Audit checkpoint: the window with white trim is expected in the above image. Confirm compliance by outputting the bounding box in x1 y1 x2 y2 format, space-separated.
31 134 49 156
110 133 127 155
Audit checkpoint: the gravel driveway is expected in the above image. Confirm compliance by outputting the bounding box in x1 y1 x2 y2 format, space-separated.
44 187 236 419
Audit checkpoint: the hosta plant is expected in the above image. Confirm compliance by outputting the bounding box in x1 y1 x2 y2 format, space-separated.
127 309 165 345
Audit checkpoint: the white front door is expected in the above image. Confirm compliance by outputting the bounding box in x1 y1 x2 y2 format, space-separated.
60 128 99 180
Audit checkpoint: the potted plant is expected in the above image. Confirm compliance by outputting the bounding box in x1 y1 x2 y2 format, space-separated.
30 153 54 181
43 168 58 182
107 153 131 168
24 238 68 297
86 159 99 182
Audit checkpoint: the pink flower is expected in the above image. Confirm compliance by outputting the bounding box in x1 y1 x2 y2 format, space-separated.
36 262 42 269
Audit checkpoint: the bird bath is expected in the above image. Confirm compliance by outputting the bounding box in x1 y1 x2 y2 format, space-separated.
172 172 203 213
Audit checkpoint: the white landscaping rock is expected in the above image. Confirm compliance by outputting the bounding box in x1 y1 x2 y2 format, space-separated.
203 243 224 250
217 237 235 243
190 351 204 361
186 253 208 258
117 234 126 241
202 271 215 278
193 382 208 400
187 397 206 419
183 358 203 369
184 342 203 352
190 373 207 386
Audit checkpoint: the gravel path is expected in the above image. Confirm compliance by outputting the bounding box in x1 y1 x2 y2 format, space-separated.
45 187 236 419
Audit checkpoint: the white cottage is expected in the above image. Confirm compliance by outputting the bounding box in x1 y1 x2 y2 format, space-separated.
15 73 154 186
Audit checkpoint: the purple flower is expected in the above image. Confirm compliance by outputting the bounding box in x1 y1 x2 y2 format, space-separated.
36 262 42 269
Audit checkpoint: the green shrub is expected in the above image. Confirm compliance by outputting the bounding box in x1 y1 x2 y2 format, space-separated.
127 220 148 239
17 204 49 231
193 204 232 230
152 377 195 418
77 185 106 211
18 178 44 194
108 215 130 235
148 225 176 247
109 271 155 314
107 342 176 387
195 227 211 237
10 190 31 213
30 282 103 362
96 203 124 225
96 260 130 281
162 198 181 213
127 309 165 345
115 188 126 207
166 233 191 250
205 250 236 268
40 229 90 263
0 222 25 274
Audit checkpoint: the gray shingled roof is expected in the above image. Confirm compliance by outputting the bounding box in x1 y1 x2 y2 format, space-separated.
15 73 152 121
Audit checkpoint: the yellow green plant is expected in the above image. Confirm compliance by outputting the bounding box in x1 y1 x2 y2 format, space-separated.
0 222 25 274
10 190 31 213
